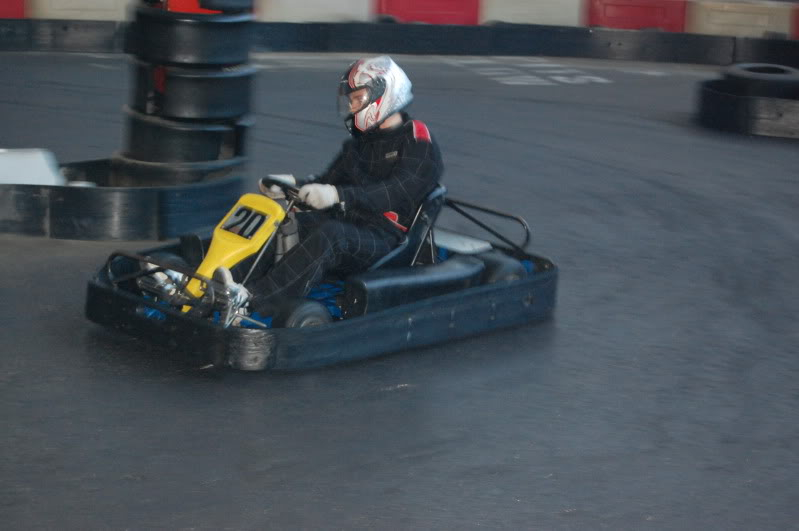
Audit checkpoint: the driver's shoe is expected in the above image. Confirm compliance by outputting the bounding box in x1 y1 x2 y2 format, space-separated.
258 178 286 200
213 266 251 327
257 177 271 195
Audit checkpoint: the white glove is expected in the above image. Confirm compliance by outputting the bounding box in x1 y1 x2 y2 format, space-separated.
259 174 296 199
298 183 339 210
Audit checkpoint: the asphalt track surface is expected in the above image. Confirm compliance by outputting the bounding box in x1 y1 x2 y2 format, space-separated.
2 52 799 530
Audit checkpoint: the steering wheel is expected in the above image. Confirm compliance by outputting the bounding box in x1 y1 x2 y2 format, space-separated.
259 175 307 209
260 175 341 213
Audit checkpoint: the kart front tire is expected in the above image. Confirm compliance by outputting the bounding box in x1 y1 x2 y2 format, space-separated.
136 251 193 307
273 298 333 328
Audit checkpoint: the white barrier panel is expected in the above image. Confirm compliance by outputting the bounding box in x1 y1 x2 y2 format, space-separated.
255 0 371 22
686 0 794 38
26 0 131 21
0 149 65 186
480 0 584 27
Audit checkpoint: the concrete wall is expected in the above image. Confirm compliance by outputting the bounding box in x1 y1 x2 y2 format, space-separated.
26 0 131 21
686 0 794 38
480 0 584 27
254 0 371 22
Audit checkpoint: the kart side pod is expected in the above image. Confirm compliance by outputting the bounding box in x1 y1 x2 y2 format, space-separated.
343 255 485 317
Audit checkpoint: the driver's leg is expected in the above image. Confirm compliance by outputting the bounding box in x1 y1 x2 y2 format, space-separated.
248 218 397 314
233 211 327 283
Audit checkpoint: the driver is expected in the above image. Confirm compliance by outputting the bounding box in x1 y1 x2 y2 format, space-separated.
220 55 444 319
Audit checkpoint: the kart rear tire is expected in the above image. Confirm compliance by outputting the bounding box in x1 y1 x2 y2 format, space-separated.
476 250 528 284
273 298 333 328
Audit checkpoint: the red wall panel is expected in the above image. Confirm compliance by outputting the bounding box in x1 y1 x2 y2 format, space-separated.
588 0 686 33
166 0 220 14
376 0 479 25
793 3 799 39
0 1 25 18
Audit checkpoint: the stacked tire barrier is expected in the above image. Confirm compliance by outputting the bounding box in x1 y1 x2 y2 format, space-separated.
698 63 799 139
116 0 255 186
0 0 257 240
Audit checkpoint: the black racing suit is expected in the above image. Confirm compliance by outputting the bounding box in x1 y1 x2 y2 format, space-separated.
249 113 444 313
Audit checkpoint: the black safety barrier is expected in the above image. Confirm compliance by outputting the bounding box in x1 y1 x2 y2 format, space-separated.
0 19 126 52
0 169 244 240
3 20 799 67
493 25 736 65
30 19 127 53
0 19 33 51
324 22 733 63
254 22 331 52
109 154 247 186
327 23 496 55
697 79 799 139
200 0 253 12
254 22 795 67
131 61 256 119
733 37 799 68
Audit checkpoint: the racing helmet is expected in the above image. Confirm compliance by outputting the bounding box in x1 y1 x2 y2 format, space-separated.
338 56 413 134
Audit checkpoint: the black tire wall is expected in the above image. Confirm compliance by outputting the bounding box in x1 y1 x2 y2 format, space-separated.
115 3 255 187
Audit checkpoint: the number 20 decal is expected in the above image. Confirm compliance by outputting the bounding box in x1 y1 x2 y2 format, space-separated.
223 207 268 239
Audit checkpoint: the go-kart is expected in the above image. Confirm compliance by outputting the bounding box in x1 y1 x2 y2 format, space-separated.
85 178 558 370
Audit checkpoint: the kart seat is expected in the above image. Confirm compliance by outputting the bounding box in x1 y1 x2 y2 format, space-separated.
368 185 447 271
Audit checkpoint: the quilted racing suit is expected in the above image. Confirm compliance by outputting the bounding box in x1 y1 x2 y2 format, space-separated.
249 114 444 313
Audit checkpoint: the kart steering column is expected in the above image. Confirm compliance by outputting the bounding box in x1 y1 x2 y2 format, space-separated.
241 194 297 286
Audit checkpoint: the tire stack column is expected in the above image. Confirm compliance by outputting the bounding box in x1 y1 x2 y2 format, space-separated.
111 0 256 187
698 63 799 139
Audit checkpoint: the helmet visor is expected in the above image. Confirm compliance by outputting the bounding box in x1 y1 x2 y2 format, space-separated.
338 87 371 118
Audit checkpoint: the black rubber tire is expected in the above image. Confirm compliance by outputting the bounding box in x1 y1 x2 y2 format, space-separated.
273 298 333 328
475 250 528 284
697 79 746 133
135 251 191 302
723 63 799 100
130 61 256 120
105 255 141 293
697 79 799 139
123 107 237 163
130 7 253 67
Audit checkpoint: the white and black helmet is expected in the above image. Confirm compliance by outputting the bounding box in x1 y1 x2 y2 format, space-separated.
338 56 413 134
